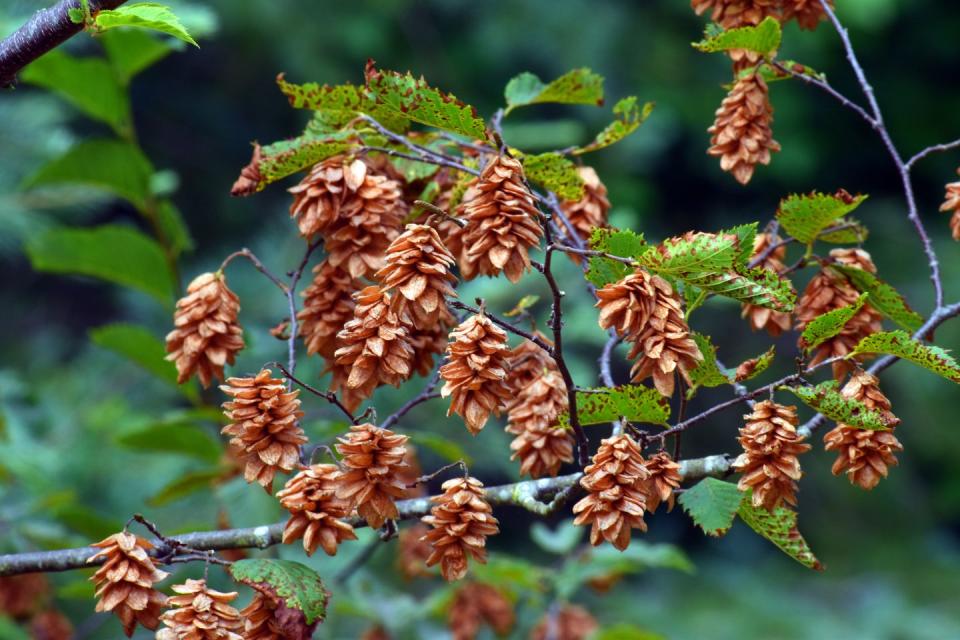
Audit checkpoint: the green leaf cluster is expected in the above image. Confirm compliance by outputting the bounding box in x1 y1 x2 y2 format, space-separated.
776 191 868 244
799 292 869 351
693 16 782 57
832 266 923 331
230 559 329 627
504 68 605 113
585 227 648 287
94 3 198 46
520 152 584 200
574 96 654 155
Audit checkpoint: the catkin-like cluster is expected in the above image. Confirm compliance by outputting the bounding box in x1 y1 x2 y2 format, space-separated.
734 401 811 510
421 476 500 581
88 532 168 637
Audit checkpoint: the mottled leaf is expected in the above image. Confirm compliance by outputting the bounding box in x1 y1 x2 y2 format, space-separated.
275 74 409 133
817 217 869 244
776 191 868 244
832 266 922 331
232 137 355 195
504 68 604 113
521 152 584 200
693 16 782 56
799 292 869 351
734 346 776 382
365 60 486 139
573 96 654 155
738 496 823 570
677 478 744 537
584 227 648 287
230 559 329 627
782 381 896 430
688 333 733 392
850 331 960 384
559 385 671 428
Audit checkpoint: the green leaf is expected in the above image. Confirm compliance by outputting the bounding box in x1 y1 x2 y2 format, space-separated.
530 520 583 555
850 331 960 384
639 232 795 311
520 152 584 200
276 74 410 133
573 96 654 155
387 154 441 182
51 503 122 540
817 217 869 244
688 333 733 392
677 478 744 537
26 224 174 301
754 60 824 85
20 50 129 132
584 227 648 287
799 292 869 351
156 200 194 254
782 381 896 430
504 68 604 113
559 385 671 428
100 28 173 84
775 191 868 244
89 323 187 390
832 266 923 332
232 137 356 195
733 345 776 382
22 139 154 211
737 496 823 570
556 542 692 600
94 3 198 46
230 559 329 627
470 553 548 593
693 16 782 56
148 468 222 506
412 432 473 465
593 625 666 640
116 420 221 463
0 617 30 640
364 61 486 139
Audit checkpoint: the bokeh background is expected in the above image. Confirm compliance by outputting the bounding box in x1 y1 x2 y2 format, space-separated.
2 0 960 638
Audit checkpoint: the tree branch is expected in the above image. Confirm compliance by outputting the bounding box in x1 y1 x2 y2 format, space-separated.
0 454 731 577
0 0 127 88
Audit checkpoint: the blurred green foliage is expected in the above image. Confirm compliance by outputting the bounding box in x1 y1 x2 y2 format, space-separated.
2 0 960 638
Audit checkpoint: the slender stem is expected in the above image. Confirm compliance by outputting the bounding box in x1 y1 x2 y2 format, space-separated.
219 248 289 294
268 361 359 425
906 138 960 170
284 241 322 383
380 369 443 431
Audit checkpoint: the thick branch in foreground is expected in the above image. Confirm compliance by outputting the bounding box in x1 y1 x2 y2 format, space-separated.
0 0 127 88
0 454 730 577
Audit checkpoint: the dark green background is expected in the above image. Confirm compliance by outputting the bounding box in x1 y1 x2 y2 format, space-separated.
1 0 959 638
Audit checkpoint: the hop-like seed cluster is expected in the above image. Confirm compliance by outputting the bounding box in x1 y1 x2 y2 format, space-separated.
166 272 244 388
238 593 285 640
643 451 682 513
298 261 362 359
781 0 831 29
335 423 409 529
333 286 416 401
220 369 307 491
742 233 793 336
734 401 811 510
289 156 406 278
573 434 650 550
795 248 883 379
421 476 500 581
375 223 458 326
507 368 574 478
460 155 543 283
503 336 554 396
447 583 515 640
30 610 73 640
823 370 903 490
88 532 168 637
596 270 703 396
939 169 960 241
708 71 780 185
530 604 599 640
690 0 777 28
277 463 358 556
155 579 242 640
558 166 611 247
440 314 512 434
